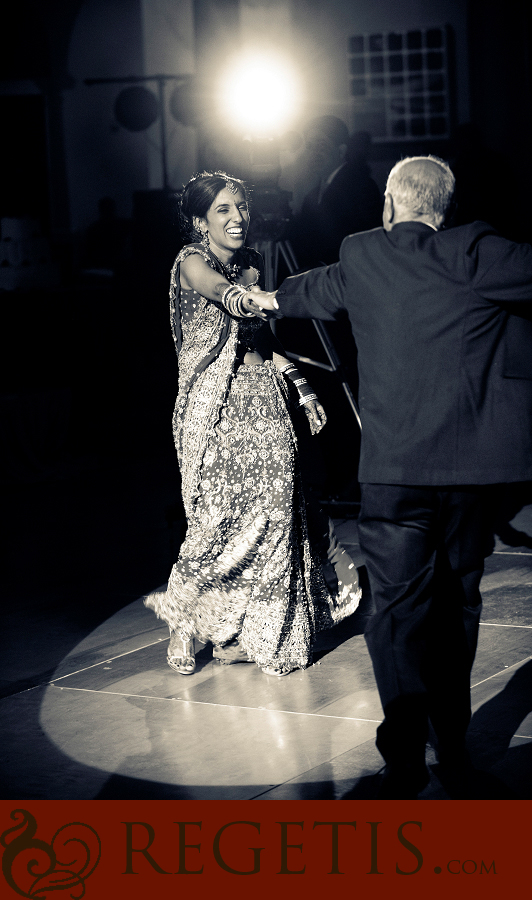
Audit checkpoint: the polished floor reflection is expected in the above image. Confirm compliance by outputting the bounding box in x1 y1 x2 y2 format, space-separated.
1 505 531 800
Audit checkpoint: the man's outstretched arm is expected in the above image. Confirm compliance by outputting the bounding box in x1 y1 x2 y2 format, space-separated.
244 261 347 320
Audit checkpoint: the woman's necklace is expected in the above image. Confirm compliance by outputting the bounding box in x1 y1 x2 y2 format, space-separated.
207 247 259 289
208 248 241 282
223 260 241 280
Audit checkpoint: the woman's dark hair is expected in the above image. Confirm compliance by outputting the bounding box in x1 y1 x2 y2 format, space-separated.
178 171 248 242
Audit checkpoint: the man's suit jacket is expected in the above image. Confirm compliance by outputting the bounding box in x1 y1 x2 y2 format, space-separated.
275 221 532 485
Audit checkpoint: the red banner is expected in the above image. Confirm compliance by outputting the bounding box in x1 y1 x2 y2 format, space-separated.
0 800 527 899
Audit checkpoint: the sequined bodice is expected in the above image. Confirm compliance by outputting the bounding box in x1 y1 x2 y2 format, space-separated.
171 244 263 394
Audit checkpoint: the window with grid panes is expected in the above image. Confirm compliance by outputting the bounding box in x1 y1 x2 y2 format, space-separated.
347 27 452 141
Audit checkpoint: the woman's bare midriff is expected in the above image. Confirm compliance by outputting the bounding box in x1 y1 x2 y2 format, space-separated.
243 350 264 365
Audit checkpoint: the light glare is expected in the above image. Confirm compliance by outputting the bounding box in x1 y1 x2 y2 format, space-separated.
219 54 300 136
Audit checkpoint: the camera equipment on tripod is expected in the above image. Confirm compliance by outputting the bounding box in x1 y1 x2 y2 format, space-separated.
245 135 362 432
245 137 293 243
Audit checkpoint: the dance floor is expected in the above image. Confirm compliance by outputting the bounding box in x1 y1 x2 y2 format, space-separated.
2 485 531 800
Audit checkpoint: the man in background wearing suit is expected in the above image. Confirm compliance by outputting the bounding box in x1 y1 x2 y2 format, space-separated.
247 155 532 797
281 117 383 504
286 115 383 268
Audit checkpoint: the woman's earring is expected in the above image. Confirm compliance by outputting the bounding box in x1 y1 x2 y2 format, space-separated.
201 230 210 248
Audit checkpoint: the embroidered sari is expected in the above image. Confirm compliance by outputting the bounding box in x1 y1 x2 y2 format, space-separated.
144 245 360 669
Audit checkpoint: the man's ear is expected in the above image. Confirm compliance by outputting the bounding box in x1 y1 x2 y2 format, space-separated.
383 192 394 230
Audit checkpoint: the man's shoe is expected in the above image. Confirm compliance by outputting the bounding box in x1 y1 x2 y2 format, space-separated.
433 749 478 798
376 764 430 800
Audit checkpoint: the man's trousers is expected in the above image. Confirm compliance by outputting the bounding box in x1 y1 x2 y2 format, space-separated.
358 483 489 772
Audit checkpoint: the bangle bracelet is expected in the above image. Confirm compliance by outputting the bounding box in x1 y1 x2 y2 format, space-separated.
299 393 318 407
221 284 239 311
223 285 244 314
221 284 254 318
239 293 255 317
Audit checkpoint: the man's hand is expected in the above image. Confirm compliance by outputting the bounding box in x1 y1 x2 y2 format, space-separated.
242 286 281 319
241 294 271 319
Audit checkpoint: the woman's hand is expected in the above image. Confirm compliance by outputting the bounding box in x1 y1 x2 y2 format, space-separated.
302 399 327 435
242 287 280 319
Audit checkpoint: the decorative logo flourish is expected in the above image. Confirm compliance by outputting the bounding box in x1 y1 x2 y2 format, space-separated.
1 809 101 898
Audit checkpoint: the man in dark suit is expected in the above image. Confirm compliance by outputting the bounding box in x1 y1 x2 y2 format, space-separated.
287 116 383 268
246 155 532 797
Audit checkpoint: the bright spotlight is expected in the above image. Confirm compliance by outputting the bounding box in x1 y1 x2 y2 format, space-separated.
218 53 301 137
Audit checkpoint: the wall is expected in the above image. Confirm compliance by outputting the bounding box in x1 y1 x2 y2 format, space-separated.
65 0 146 232
140 0 196 190
291 0 469 119
59 0 473 233
288 0 470 191
56 1 529 236
63 0 200 234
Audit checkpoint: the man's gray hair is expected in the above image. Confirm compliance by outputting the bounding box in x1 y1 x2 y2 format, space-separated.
386 155 455 222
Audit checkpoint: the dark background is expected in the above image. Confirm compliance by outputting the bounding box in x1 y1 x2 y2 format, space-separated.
1 1 531 693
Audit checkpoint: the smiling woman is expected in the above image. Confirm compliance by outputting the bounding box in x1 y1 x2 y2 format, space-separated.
192 186 250 262
144 171 361 679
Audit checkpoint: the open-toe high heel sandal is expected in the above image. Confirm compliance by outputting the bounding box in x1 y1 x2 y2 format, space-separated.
167 634 196 675
261 665 295 677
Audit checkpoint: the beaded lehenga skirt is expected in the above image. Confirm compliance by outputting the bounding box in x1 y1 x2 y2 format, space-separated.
145 361 360 670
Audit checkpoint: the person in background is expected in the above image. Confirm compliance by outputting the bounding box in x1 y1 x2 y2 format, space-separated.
281 118 383 504
286 116 382 268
